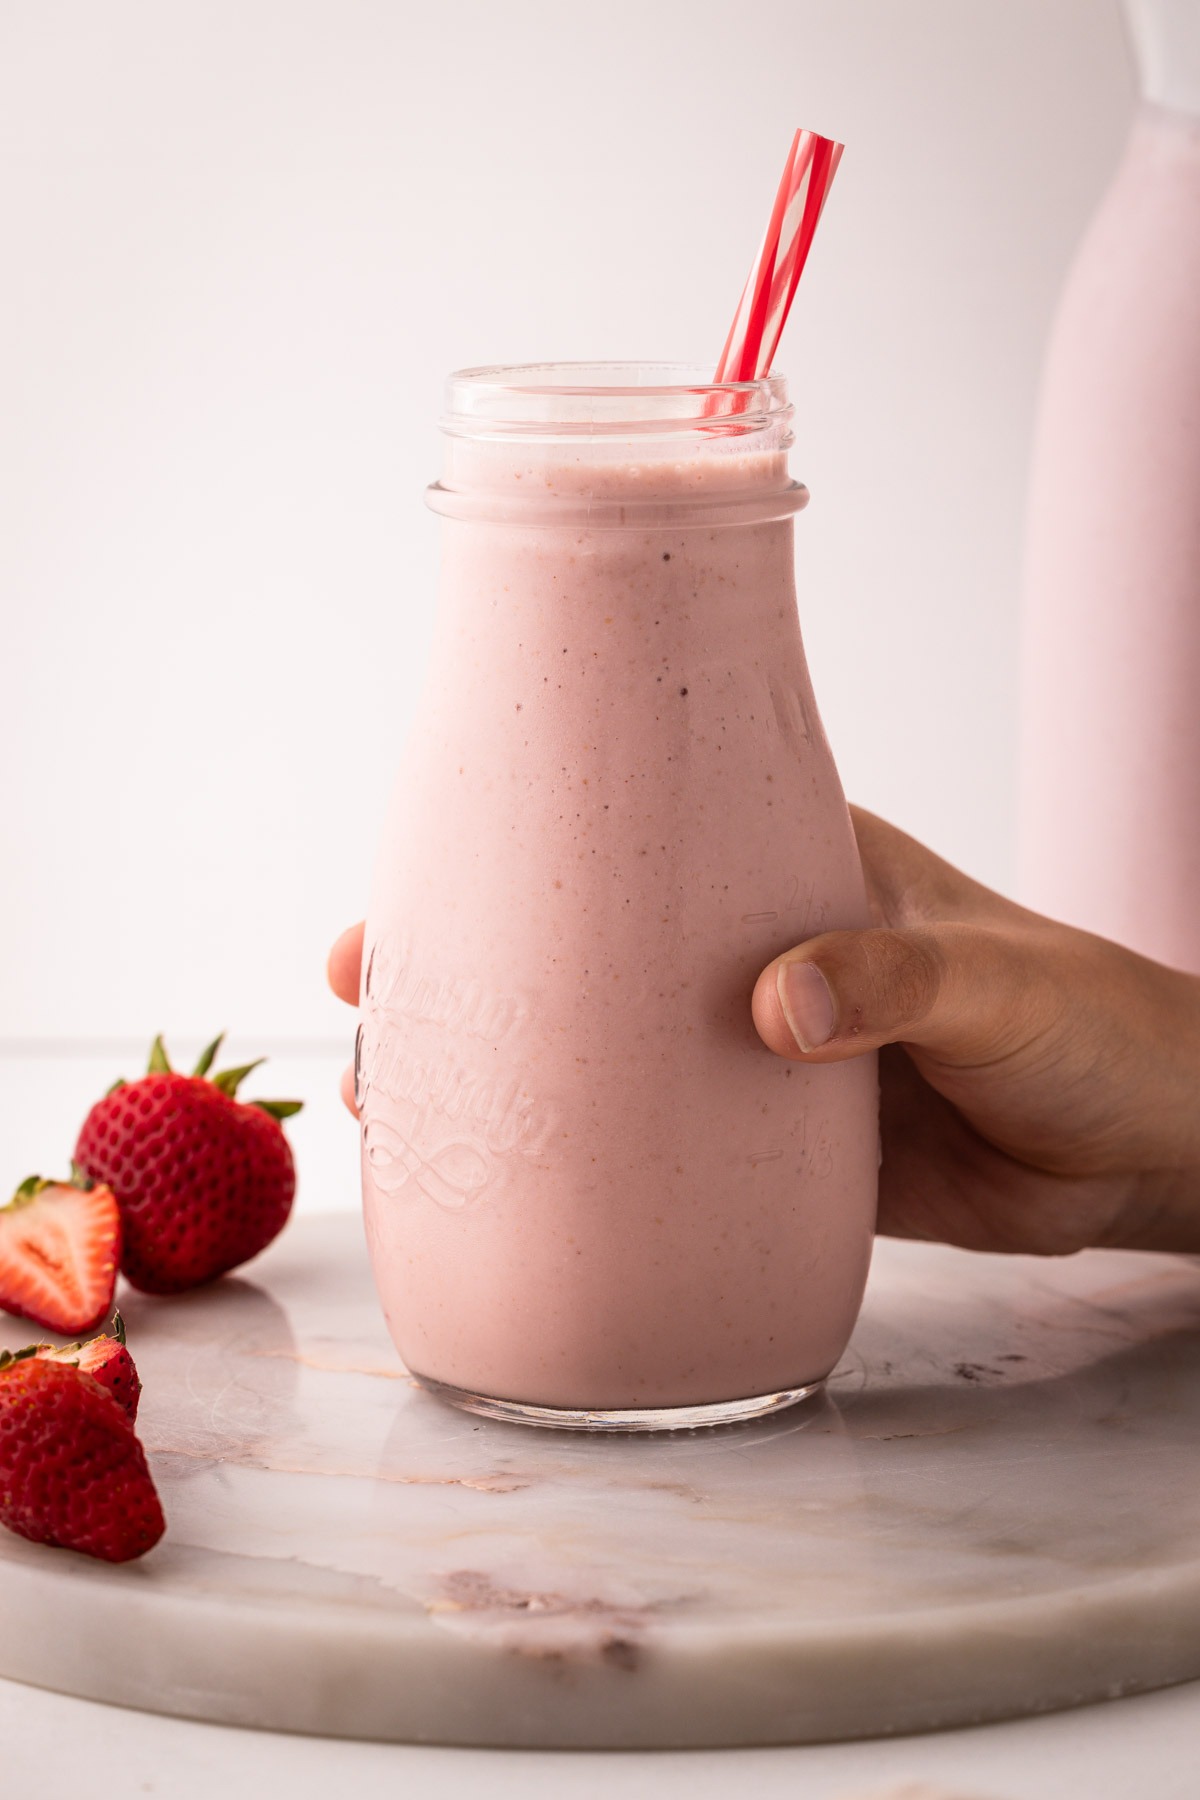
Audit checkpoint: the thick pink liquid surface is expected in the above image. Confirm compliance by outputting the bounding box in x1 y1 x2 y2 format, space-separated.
359 448 878 1410
1019 105 1200 971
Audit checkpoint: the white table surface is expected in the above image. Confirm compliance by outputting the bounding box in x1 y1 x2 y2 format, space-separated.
2 1044 1198 1800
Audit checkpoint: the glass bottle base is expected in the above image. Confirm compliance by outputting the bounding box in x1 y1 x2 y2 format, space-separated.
411 1372 826 1433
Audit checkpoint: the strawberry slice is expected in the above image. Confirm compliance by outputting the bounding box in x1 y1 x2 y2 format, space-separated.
0 1175 121 1335
36 1313 141 1420
0 1348 163 1562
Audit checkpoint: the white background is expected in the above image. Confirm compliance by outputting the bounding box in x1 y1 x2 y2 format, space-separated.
1 0 1132 1059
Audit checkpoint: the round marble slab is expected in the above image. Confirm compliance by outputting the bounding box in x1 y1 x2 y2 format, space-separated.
1 1214 1199 1747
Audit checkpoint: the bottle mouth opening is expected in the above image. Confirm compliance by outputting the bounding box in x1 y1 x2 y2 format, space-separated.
442 362 791 442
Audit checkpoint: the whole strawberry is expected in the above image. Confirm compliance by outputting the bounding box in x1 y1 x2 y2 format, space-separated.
0 1343 164 1562
74 1035 302 1295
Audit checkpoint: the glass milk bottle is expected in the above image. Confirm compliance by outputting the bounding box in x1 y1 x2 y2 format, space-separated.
358 364 878 1429
1018 0 1200 970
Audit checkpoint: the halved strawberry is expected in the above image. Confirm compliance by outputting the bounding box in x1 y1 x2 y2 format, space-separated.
0 1174 121 1334
0 1348 163 1562
36 1313 141 1420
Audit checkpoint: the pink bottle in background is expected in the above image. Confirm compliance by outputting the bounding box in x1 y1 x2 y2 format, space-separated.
1018 0 1200 970
358 365 879 1430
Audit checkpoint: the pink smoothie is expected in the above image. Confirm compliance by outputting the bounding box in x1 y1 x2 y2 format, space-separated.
359 368 878 1417
1018 99 1200 970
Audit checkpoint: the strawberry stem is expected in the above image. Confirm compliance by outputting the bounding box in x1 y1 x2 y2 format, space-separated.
211 1058 266 1098
193 1033 226 1078
8 1171 95 1212
251 1099 304 1121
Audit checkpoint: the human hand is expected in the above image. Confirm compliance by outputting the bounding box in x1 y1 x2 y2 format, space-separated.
329 809 1200 1258
327 921 365 1118
752 807 1200 1256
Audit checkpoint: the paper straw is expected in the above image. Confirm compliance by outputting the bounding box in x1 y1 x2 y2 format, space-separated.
715 129 844 383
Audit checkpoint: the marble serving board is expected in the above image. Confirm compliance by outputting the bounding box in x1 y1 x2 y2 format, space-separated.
1 1213 1199 1748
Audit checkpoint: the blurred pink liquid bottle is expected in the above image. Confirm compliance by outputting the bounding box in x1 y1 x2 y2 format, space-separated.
1018 0 1200 970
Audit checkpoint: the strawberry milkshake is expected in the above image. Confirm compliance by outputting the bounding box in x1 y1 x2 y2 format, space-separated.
359 365 878 1427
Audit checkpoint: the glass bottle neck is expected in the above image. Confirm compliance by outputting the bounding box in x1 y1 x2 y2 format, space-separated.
428 442 808 529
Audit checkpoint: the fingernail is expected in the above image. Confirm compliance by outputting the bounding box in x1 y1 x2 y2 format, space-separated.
777 960 836 1051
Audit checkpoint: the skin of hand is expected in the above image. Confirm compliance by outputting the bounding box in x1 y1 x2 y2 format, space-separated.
329 806 1200 1258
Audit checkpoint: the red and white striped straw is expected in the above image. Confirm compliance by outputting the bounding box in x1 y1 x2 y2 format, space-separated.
714 128 844 384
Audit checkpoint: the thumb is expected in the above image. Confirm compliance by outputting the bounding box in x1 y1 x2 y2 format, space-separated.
752 924 1041 1067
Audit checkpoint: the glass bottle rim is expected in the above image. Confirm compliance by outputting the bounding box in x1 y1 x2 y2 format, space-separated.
442 361 791 443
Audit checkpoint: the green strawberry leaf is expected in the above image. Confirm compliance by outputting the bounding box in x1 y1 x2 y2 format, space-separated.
0 1345 39 1372
13 1175 44 1201
106 1077 127 1096
193 1033 226 1079
212 1058 266 1098
111 1311 127 1346
69 1161 94 1191
250 1099 304 1121
147 1036 173 1075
